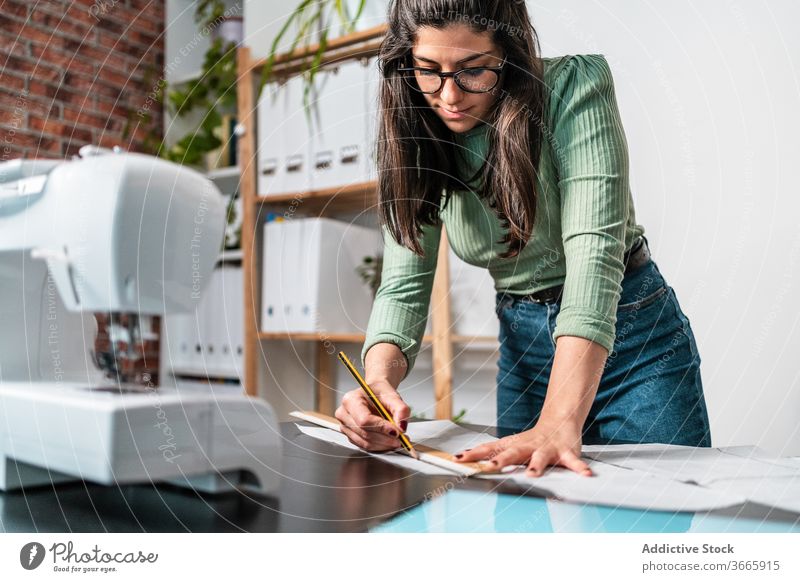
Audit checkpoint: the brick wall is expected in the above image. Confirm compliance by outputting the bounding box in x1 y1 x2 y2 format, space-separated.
1 0 166 384
1 0 165 159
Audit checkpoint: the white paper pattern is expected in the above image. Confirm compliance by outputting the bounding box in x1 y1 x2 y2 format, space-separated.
295 420 758 511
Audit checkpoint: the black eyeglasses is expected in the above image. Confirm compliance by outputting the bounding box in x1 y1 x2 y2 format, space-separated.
397 57 506 94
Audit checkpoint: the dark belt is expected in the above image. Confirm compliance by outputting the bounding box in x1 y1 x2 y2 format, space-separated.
517 237 651 305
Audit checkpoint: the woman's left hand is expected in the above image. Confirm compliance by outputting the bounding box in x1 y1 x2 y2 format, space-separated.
453 416 593 477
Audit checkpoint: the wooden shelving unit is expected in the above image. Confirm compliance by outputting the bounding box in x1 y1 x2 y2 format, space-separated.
236 24 495 419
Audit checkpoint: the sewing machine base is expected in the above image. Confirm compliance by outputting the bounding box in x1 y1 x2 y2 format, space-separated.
0 383 282 496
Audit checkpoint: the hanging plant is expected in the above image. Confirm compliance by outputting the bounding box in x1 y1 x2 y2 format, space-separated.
259 0 368 112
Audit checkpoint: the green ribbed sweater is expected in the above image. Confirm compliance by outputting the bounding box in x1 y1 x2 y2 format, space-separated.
362 54 645 373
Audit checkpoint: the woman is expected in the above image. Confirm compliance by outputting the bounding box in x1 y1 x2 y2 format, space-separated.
335 0 711 477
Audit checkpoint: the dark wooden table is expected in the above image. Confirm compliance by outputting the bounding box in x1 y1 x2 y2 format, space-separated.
1 421 797 532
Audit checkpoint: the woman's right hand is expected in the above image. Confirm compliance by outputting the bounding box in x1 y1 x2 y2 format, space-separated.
335 380 410 453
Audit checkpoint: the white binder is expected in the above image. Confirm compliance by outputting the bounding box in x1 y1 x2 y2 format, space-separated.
298 218 382 333
163 265 243 380
282 75 312 194
262 218 381 334
309 60 368 191
261 220 284 331
261 219 303 332
295 218 316 330
257 83 284 197
308 66 336 191
217 265 243 378
227 266 245 374
164 311 194 373
284 219 304 331
198 268 221 374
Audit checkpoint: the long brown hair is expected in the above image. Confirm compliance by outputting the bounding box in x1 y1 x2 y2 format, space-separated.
377 0 546 258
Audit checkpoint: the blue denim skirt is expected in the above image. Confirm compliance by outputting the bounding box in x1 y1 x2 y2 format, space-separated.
494 258 712 446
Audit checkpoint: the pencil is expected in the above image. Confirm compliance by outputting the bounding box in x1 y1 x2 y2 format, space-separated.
337 351 419 460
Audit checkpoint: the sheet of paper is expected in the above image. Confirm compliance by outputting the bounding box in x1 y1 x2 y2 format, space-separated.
403 419 498 453
295 420 746 512
582 443 800 486
704 474 800 514
476 461 746 512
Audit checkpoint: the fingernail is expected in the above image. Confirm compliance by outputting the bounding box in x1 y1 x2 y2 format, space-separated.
389 429 398 437
454 453 463 459
400 420 408 431
491 460 498 466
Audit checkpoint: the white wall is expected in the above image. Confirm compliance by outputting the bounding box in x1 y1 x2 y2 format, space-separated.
530 0 800 454
244 1 800 452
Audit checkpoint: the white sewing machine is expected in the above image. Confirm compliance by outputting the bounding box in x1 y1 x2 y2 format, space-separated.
0 146 281 495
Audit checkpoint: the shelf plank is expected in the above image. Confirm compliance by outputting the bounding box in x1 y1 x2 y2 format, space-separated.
257 332 496 344
249 24 387 75
452 335 498 345
207 166 241 193
217 249 243 264
258 332 441 344
169 367 241 382
207 166 240 180
258 332 366 343
256 181 378 214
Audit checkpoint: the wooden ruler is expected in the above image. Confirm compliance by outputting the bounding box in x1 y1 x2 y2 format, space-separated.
290 410 499 477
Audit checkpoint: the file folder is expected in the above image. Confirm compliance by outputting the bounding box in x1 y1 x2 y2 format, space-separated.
262 218 381 334
257 83 284 196
281 76 312 194
309 60 368 191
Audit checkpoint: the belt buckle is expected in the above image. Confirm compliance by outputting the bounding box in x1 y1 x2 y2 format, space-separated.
520 292 543 305
529 286 561 305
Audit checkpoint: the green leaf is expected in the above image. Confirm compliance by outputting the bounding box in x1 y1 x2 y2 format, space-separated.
352 0 367 23
334 0 349 30
194 0 227 27
259 0 315 93
302 28 328 115
451 409 468 424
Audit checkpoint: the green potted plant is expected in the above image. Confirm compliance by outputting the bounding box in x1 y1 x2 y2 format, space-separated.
161 0 239 166
158 1 241 167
